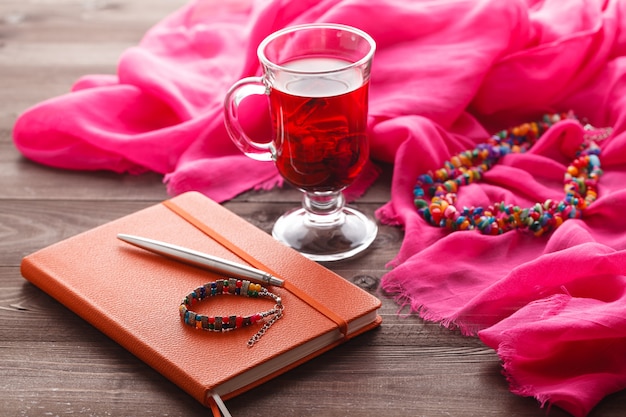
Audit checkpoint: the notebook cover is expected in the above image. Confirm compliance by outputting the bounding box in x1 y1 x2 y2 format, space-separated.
20 191 382 406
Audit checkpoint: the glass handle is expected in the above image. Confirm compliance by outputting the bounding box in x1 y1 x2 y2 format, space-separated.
223 77 273 162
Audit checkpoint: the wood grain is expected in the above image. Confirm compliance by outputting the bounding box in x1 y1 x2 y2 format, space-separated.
1 1 624 416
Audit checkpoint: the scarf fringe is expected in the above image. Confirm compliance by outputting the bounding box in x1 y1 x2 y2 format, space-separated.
496 341 557 415
381 280 482 337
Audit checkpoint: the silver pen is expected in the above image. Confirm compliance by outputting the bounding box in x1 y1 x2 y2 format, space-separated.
117 234 284 287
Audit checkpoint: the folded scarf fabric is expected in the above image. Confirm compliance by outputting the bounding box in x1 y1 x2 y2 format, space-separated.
13 0 626 416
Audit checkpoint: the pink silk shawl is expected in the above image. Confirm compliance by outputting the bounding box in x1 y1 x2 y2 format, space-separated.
13 1 626 416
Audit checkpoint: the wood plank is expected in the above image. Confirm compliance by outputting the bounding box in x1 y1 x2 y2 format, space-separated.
0 0 188 124
0 147 170 201
0 199 401 267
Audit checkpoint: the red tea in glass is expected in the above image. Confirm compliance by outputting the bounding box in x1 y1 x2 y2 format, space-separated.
224 24 377 261
270 57 369 192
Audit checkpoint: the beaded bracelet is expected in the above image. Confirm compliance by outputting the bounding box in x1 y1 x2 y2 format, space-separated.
179 278 284 347
413 111 612 236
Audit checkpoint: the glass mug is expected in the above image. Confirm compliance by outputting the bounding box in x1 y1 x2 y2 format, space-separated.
224 23 377 261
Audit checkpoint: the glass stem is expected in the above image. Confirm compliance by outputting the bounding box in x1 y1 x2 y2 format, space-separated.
302 191 346 227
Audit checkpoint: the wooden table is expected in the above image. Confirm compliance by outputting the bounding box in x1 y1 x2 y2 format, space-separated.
1 1 624 416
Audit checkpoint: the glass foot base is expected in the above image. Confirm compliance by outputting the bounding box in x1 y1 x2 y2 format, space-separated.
272 206 378 262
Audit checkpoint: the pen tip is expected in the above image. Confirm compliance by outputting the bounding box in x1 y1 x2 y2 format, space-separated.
117 234 135 243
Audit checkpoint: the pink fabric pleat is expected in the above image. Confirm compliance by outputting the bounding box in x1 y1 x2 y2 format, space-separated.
13 1 626 415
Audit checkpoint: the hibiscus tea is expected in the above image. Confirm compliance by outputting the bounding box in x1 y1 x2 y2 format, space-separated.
269 57 370 192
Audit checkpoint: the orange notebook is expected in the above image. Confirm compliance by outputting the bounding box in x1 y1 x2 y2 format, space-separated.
20 191 382 407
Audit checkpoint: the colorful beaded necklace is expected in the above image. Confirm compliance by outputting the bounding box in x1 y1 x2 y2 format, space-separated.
179 278 284 347
413 112 611 236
